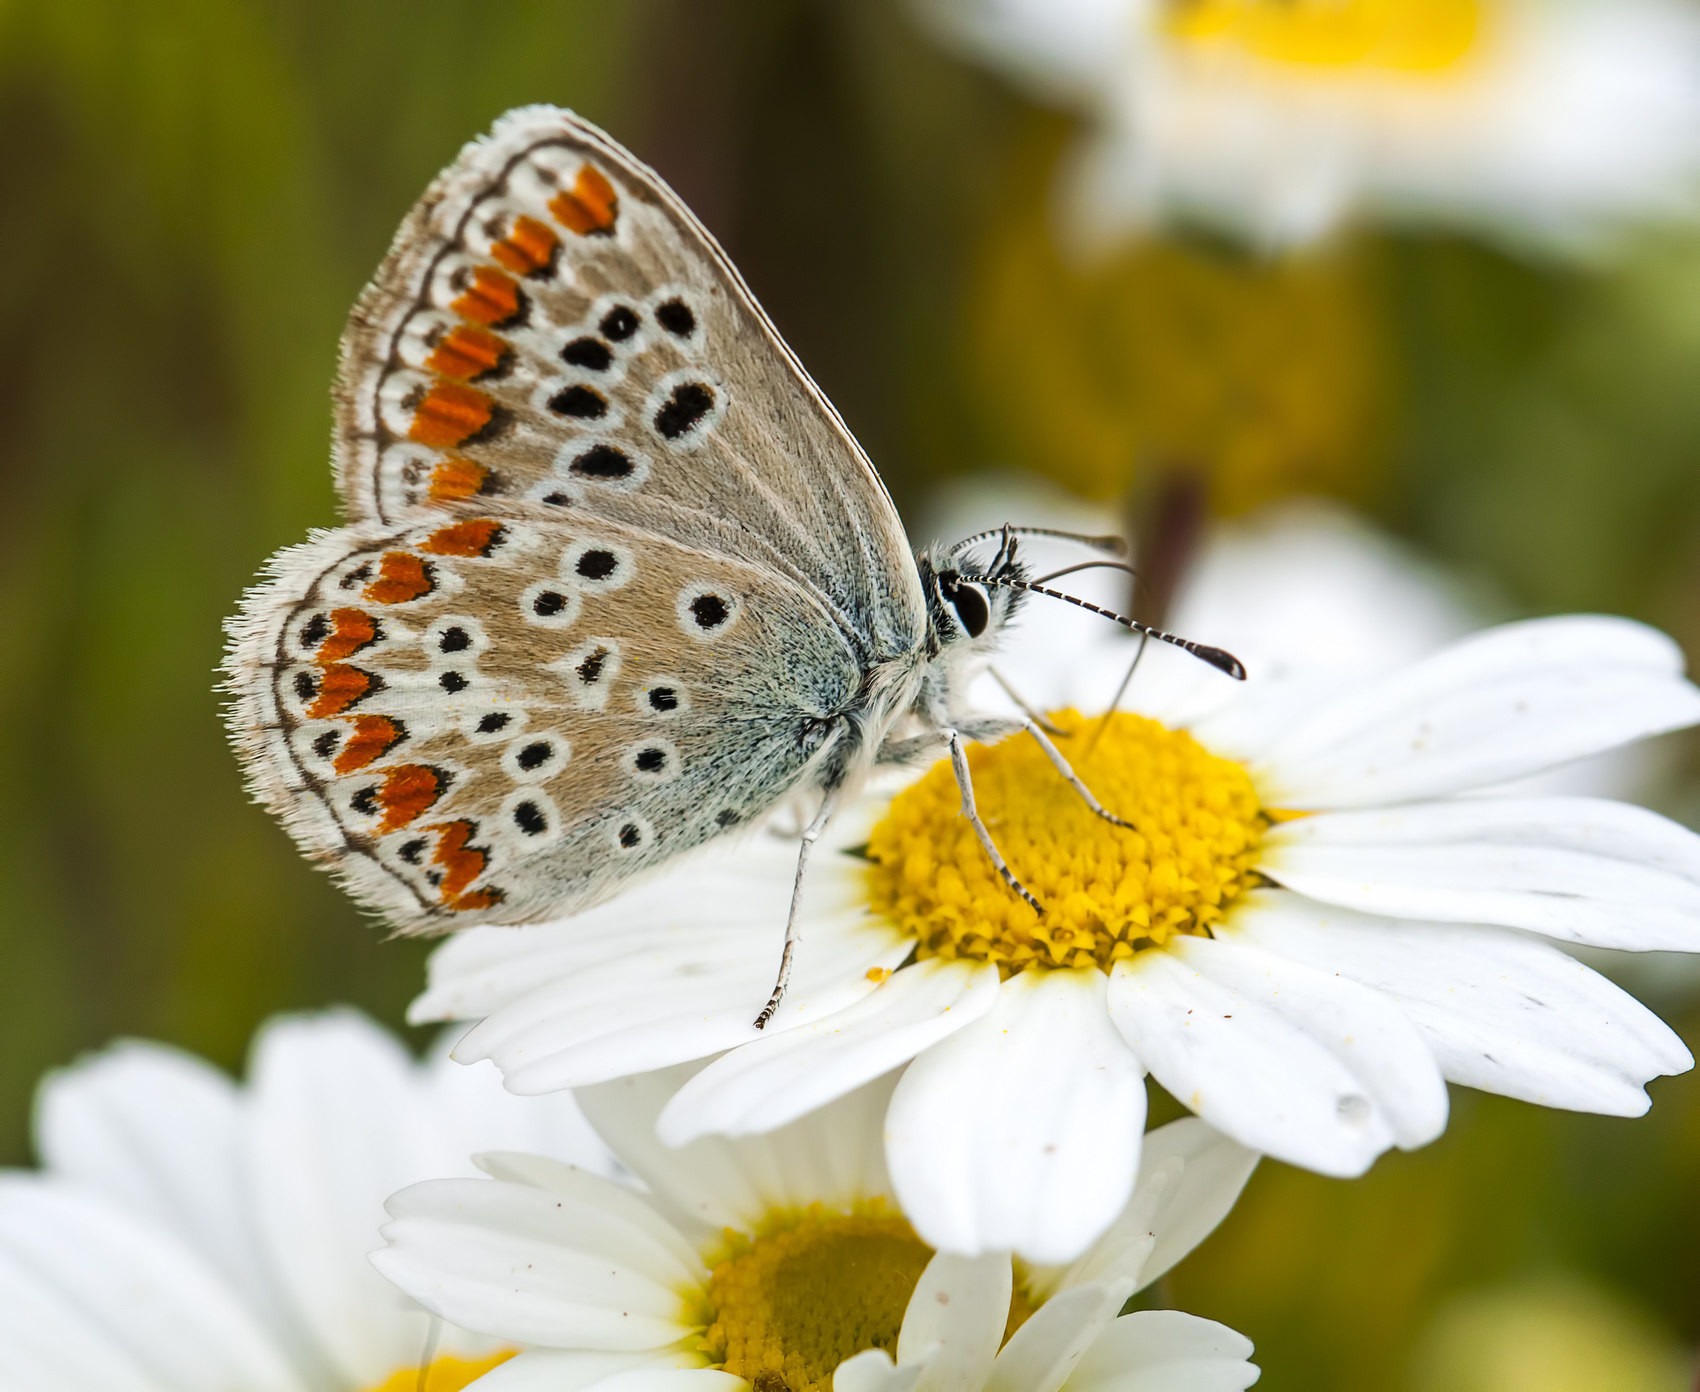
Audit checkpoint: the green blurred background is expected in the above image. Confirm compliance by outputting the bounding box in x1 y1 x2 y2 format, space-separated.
2 2 1698 1388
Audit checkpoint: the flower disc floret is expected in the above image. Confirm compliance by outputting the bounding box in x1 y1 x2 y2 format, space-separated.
703 1207 933 1392
867 711 1266 973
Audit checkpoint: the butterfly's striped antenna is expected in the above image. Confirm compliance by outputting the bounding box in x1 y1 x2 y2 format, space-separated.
946 525 1129 559
1009 558 1156 754
967 574 1248 681
1031 558 1142 588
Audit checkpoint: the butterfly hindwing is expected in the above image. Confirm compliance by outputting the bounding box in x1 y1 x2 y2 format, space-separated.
226 504 863 932
335 104 925 665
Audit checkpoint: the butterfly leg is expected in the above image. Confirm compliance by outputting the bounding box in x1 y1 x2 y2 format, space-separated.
1022 719 1139 830
947 729 1044 916
753 786 842 1031
1082 632 1150 759
978 666 1137 827
987 665 1067 736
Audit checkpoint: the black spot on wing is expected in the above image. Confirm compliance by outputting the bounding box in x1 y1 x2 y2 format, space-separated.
569 445 633 480
654 383 715 440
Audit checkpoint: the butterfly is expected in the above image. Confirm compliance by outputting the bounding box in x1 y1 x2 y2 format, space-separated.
224 106 1243 1025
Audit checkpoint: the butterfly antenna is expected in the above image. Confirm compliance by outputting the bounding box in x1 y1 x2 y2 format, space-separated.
969 574 1247 680
1031 558 1142 587
947 525 1128 559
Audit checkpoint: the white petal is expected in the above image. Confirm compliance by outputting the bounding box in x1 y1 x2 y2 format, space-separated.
1263 797 1700 951
245 1010 456 1386
425 1048 621 1181
374 1177 700 1350
984 1279 1134 1392
886 971 1148 1264
1268 796 1700 882
658 959 1002 1144
1108 939 1448 1175
465 1348 718 1392
1229 890 1692 1114
449 914 909 1095
471 1153 707 1285
414 831 901 1021
1029 1119 1257 1302
581 1375 747 1392
579 1065 894 1235
899 1251 1010 1392
836 1347 925 1392
411 833 821 1022
1264 844 1700 953
0 1177 306 1392
32 1039 288 1339
911 0 1131 105
1253 617 1700 807
1064 1311 1259 1392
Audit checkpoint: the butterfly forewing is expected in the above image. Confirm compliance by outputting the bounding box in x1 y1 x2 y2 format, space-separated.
335 105 924 665
227 505 863 931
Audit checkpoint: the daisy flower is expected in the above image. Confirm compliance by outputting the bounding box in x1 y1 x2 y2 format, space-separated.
373 1067 1260 1392
913 0 1700 254
0 1008 614 1392
415 612 1700 1262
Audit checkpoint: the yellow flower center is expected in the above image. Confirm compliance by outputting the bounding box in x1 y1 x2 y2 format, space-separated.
866 712 1265 973
1163 0 1483 73
703 1208 934 1392
363 1351 515 1392
700 1206 1041 1391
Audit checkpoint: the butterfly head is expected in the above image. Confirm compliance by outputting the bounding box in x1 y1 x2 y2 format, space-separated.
918 528 1029 660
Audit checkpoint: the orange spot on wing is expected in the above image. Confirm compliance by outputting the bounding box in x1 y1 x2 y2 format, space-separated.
450 887 504 912
426 325 511 381
334 714 406 775
451 266 521 327
420 518 504 558
549 165 618 236
318 608 378 663
363 552 434 605
491 215 560 277
376 765 446 833
308 665 377 718
409 382 495 449
427 457 493 502
431 819 488 901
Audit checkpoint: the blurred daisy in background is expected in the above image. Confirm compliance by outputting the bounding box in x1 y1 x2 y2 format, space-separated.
413 608 1700 1263
915 0 1700 255
374 1067 1260 1392
0 1009 613 1392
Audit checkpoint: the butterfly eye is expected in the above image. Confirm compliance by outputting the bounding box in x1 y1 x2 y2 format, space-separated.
950 582 991 639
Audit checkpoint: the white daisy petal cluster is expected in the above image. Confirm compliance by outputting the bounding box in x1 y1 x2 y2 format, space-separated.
374 1067 1261 1392
913 0 1700 253
415 612 1700 1261
0 1009 614 1392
